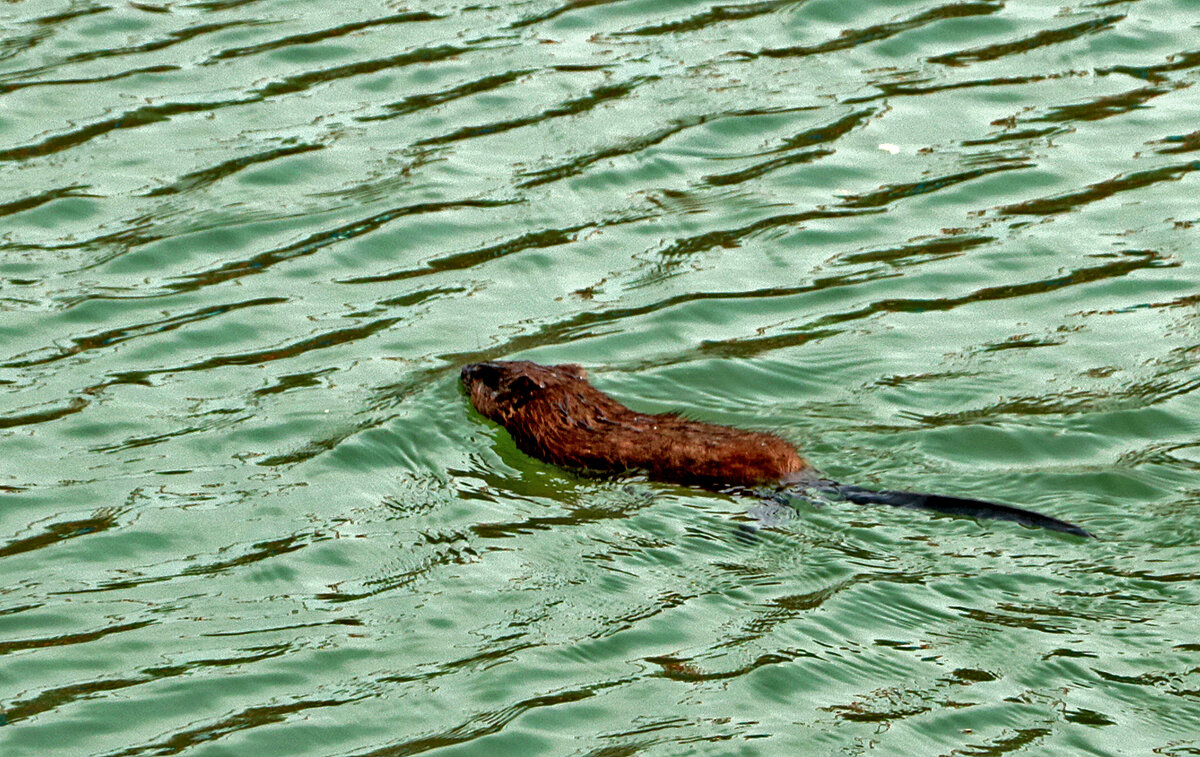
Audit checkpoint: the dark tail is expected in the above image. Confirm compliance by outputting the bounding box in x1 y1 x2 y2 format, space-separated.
810 482 1093 538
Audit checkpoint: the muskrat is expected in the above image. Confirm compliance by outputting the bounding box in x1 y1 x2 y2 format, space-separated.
461 360 1093 538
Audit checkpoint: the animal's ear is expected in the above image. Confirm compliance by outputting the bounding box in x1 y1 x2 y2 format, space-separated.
557 363 587 378
504 373 545 397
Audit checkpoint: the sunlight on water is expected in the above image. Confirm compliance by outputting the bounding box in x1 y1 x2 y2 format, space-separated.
2 0 1200 754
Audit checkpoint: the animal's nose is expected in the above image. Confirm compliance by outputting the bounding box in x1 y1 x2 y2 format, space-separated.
460 362 496 384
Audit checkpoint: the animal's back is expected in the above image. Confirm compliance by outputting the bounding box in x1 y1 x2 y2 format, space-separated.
460 360 811 487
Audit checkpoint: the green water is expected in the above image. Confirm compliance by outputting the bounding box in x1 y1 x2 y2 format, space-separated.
2 0 1199 754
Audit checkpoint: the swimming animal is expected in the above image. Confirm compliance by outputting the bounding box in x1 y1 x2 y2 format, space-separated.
460 360 1093 537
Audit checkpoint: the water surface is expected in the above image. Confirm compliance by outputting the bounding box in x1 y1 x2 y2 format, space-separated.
2 0 1200 754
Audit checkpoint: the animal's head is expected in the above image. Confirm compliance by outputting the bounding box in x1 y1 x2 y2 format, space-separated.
460 361 587 423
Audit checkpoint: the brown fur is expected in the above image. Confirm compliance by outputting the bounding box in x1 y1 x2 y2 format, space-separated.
461 361 813 488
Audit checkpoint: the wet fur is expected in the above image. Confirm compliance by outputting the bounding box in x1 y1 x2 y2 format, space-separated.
461 360 1093 537
462 361 813 488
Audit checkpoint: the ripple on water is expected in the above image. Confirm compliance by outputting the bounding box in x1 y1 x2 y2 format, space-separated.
3 0 1200 754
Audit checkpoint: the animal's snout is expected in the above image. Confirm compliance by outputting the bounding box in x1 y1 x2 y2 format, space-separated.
460 362 501 387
